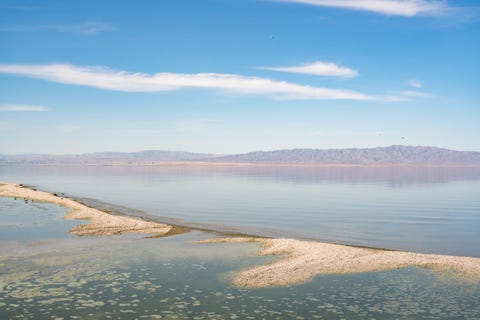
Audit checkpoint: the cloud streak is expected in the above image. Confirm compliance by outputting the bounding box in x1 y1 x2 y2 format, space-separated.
0 63 395 101
258 61 358 78
0 104 49 111
275 0 449 17
408 79 423 88
399 90 431 97
0 21 115 35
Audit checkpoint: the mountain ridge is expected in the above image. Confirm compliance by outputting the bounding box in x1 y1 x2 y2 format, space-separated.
212 145 480 164
1 145 480 165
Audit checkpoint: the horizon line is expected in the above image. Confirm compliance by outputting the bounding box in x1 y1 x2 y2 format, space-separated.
2 145 480 156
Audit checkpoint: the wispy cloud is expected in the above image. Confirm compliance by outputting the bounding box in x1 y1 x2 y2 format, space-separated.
408 79 423 88
275 0 449 17
398 90 431 97
0 63 398 101
0 21 115 35
384 90 431 101
257 61 358 78
0 104 49 111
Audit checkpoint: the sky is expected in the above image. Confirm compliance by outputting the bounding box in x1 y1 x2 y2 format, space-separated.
1 0 479 154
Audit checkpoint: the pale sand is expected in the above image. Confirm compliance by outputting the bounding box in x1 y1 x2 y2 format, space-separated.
3 181 480 287
0 182 173 236
197 237 480 287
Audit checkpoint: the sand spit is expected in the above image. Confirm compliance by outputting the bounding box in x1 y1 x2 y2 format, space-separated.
197 237 480 287
0 182 173 236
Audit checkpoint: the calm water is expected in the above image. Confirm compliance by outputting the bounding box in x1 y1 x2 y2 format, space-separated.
0 197 77 241
1 165 480 256
1 199 480 319
2 236 480 319
1 165 480 319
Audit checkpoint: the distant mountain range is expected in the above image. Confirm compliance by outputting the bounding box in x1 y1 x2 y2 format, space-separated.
0 150 215 165
212 145 480 165
1 146 480 165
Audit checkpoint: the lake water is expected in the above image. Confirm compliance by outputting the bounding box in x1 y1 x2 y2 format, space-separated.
1 165 480 319
1 165 480 256
2 221 479 319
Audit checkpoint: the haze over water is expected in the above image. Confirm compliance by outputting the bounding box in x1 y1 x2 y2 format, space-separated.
2 165 479 257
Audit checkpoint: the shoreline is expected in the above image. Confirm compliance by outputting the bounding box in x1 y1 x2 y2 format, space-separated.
0 182 174 237
2 181 480 288
197 237 480 287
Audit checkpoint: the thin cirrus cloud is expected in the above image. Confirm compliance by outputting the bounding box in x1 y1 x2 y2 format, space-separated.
275 0 448 17
0 21 115 35
257 61 358 78
0 63 398 101
0 104 49 111
399 90 430 97
408 79 423 88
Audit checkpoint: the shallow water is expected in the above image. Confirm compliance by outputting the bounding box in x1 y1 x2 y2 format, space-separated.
0 197 77 241
1 199 479 319
1 165 480 256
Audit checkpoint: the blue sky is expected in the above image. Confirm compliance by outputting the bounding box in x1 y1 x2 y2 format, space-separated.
1 0 479 154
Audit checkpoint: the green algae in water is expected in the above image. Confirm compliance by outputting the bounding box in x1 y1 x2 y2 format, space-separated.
1 199 480 319
2 234 480 319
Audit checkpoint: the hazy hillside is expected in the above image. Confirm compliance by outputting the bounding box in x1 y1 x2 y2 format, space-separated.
1 146 479 165
0 150 216 165
212 145 480 165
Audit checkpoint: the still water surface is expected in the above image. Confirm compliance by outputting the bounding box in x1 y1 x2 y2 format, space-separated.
1 166 480 319
1 165 479 256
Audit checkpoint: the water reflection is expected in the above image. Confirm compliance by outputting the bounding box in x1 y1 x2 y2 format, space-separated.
2 164 480 186
1 165 480 256
1 190 480 319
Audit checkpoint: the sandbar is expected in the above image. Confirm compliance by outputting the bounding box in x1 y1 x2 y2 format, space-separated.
197 237 480 287
3 181 480 287
0 182 173 236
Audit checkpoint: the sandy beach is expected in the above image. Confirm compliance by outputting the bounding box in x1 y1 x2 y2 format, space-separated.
0 182 173 236
198 237 480 287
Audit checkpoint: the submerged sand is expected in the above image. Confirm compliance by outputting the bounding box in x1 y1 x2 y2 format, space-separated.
3 181 480 288
0 182 173 236
198 237 480 287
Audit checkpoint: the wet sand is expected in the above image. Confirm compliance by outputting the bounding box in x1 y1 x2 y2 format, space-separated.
0 182 173 236
197 237 480 287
